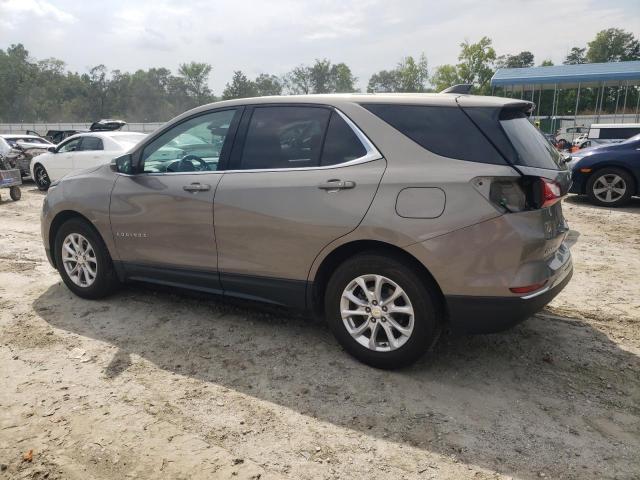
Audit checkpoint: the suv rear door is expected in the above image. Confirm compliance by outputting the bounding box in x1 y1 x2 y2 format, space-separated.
213 104 385 307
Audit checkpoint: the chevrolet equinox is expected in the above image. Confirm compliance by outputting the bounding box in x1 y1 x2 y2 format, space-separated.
41 93 573 368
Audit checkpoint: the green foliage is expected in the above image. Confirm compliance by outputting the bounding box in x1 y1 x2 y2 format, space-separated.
254 74 283 96
539 59 554 66
456 37 496 94
586 28 640 63
284 59 357 94
367 54 429 93
430 64 461 92
222 71 257 100
496 51 534 69
178 62 214 104
563 47 586 65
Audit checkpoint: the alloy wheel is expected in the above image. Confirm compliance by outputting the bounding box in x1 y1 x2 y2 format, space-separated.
62 233 98 287
340 274 415 352
592 174 626 203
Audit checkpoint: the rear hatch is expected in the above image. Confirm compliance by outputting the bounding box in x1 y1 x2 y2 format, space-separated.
458 98 571 278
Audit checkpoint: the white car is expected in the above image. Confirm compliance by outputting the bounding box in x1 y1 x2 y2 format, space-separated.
30 132 146 190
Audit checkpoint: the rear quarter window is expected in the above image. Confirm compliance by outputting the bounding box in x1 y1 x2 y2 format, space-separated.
361 104 504 165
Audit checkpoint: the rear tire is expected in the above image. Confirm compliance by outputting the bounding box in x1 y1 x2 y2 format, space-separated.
33 164 50 191
586 167 634 207
324 252 440 369
53 218 120 299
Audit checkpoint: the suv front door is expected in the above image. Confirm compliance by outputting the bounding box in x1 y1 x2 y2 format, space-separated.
109 108 242 291
214 105 386 307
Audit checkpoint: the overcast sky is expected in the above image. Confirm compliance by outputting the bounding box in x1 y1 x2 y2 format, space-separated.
1 0 638 92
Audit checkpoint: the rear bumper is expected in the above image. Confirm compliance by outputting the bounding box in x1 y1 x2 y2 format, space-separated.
445 260 573 334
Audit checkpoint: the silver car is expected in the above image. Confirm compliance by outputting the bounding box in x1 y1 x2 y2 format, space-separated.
41 94 573 368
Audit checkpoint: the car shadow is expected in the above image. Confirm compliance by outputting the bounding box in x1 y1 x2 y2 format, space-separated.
33 283 640 479
565 194 640 213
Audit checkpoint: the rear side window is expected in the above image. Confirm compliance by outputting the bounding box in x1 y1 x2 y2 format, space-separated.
362 104 503 164
321 112 367 166
239 106 330 170
499 110 563 170
79 136 103 151
595 127 640 140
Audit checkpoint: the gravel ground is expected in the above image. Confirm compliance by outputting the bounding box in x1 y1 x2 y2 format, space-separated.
1 185 639 480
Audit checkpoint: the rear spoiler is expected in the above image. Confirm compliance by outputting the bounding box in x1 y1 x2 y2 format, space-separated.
439 84 473 94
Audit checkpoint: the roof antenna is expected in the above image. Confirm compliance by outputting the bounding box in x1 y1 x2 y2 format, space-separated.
439 84 473 94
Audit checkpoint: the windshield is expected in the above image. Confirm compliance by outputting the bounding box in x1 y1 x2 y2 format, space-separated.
621 133 640 145
500 111 564 170
113 134 146 149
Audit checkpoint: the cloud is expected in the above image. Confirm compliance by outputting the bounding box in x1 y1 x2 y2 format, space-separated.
0 0 637 93
0 0 75 28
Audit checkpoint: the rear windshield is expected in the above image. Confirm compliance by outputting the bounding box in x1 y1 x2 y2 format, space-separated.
499 111 563 170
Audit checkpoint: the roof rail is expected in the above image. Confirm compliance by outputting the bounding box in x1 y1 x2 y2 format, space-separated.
439 84 473 94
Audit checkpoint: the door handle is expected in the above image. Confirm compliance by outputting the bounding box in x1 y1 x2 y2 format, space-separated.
317 179 356 191
183 183 211 192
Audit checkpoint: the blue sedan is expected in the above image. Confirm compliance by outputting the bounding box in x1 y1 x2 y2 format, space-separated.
568 134 640 207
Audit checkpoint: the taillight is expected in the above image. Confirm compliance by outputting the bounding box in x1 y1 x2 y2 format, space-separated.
473 176 565 212
489 180 526 212
541 178 562 208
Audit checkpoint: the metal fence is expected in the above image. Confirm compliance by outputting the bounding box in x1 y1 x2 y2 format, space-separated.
0 122 165 135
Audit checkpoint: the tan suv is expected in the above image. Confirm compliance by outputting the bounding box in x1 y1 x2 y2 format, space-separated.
41 93 573 368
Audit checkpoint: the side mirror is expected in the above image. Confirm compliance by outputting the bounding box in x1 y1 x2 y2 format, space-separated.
110 154 133 174
47 146 56 153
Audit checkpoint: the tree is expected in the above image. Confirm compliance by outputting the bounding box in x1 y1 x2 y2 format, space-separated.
396 55 429 92
430 64 462 92
496 51 534 69
586 28 640 62
540 59 554 66
178 62 213 104
330 62 358 93
367 54 428 93
284 64 313 94
367 69 400 93
456 37 496 94
254 74 282 96
222 70 258 100
284 59 357 94
564 47 586 65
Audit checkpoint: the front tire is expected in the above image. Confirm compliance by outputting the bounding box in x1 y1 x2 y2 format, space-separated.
586 168 634 207
33 164 51 191
53 218 120 299
325 252 441 369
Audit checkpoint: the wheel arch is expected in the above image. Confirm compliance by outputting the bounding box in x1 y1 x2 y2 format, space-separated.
309 239 446 319
48 211 107 269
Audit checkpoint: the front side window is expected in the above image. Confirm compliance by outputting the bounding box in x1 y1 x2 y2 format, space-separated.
57 137 81 153
239 106 331 170
79 136 104 151
141 109 238 173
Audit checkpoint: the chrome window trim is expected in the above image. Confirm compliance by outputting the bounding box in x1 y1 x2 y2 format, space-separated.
121 105 383 177
223 107 382 173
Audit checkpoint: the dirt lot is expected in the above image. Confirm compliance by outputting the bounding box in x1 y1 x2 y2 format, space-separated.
1 185 639 480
